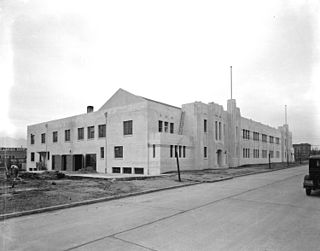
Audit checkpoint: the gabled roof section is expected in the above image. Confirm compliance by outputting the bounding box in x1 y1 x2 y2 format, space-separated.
99 88 146 111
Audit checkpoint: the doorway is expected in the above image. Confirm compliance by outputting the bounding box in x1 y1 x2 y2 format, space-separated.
217 149 223 167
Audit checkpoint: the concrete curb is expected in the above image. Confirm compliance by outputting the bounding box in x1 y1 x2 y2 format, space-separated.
0 165 303 221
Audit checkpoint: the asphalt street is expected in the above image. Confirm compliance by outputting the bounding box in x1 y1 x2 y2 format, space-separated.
1 165 319 251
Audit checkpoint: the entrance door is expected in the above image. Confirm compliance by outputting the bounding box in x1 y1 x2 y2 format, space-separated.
73 155 84 171
217 149 223 167
85 154 96 171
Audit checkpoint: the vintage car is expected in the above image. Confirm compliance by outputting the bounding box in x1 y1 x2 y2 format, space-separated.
303 155 320 196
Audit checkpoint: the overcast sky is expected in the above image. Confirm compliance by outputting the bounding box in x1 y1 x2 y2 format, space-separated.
1 0 319 145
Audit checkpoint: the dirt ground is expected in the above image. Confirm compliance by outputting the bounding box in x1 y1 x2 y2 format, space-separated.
0 162 305 215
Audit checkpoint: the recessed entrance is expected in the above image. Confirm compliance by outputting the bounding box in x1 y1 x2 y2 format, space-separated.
73 155 84 171
217 149 223 167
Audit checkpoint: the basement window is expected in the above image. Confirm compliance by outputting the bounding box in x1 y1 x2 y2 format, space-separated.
134 168 144 174
123 167 132 174
112 167 121 173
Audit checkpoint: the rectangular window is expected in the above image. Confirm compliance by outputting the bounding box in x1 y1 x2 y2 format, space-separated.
219 122 221 140
243 129 250 140
153 144 156 158
134 168 144 174
276 137 280 144
270 151 274 158
158 120 163 132
204 119 207 132
262 134 267 142
114 146 123 158
262 150 268 158
41 133 46 144
215 121 218 140
65 129 70 142
179 145 182 157
31 152 35 162
170 145 173 158
112 167 121 173
88 126 95 139
170 123 174 134
53 131 58 143
78 127 84 140
100 147 104 159
31 134 35 145
123 167 132 174
164 121 168 132
98 124 106 138
269 136 274 144
183 146 186 158
204 147 207 158
123 120 133 135
253 132 259 141
276 151 280 158
175 145 178 157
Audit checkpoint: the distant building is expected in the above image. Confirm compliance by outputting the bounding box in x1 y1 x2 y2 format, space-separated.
0 147 27 169
27 89 294 174
293 143 311 161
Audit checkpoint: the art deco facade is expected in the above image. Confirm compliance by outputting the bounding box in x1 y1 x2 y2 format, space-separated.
27 89 294 175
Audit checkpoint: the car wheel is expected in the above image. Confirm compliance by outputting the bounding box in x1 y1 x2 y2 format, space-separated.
306 189 311 196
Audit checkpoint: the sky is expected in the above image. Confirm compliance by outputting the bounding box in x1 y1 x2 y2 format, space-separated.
0 0 319 146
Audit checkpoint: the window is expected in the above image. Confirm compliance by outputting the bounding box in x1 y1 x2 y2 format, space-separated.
179 145 182 157
112 167 121 173
53 131 58 143
276 151 280 158
41 133 46 144
170 145 173 158
243 129 250 140
170 123 174 134
158 120 163 132
134 168 144 174
183 146 186 158
262 150 268 158
219 122 221 140
153 144 156 158
253 149 259 158
175 145 178 157
88 126 94 139
215 121 218 140
47 152 50 160
204 147 207 158
31 152 35 162
98 124 106 138
100 147 104 159
65 129 70 142
78 127 84 140
204 119 207 132
262 134 267 142
276 137 280 144
270 151 274 158
164 122 168 132
114 146 123 158
123 120 133 135
253 132 259 141
31 134 35 145
243 148 250 158
269 136 274 144
123 167 132 174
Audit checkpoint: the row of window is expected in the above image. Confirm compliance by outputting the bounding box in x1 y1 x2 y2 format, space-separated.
203 119 224 141
31 124 107 144
242 129 280 144
159 121 174 133
112 167 144 174
243 148 280 159
170 145 187 158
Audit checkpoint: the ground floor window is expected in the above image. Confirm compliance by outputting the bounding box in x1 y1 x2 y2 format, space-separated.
100 147 104 159
276 151 280 158
123 167 132 174
114 146 123 158
31 152 35 162
204 147 207 158
262 150 268 158
134 168 144 174
112 167 121 173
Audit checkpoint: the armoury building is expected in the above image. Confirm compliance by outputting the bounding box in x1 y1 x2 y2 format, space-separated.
27 89 294 175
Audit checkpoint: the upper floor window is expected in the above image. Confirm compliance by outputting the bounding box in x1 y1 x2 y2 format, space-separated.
65 129 71 142
31 134 35 145
78 127 84 140
114 146 123 158
219 122 222 140
215 121 218 140
88 126 94 139
41 133 46 144
53 131 58 143
243 129 250 140
98 124 106 138
204 119 207 133
164 122 168 133
123 120 133 135
170 123 174 134
253 132 259 141
262 134 267 142
275 137 280 144
269 136 274 144
158 120 163 132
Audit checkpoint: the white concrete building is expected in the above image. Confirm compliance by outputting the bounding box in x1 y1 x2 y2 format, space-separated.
27 89 294 175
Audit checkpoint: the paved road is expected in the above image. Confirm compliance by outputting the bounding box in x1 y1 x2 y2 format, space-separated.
1 165 320 251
